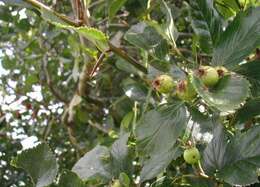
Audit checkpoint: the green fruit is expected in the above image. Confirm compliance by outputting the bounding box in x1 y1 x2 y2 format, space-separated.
183 147 201 164
197 66 219 87
152 75 175 94
176 80 197 101
112 180 122 187
215 66 229 78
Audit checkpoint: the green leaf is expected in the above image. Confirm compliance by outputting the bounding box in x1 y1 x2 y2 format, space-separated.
135 102 188 181
38 8 109 51
60 25 109 52
72 145 112 180
235 59 260 82
11 143 58 187
203 125 260 185
211 7 260 69
1 56 16 70
188 106 217 133
202 125 229 174
189 0 223 53
158 0 179 46
152 39 169 60
140 144 181 182
108 0 127 19
119 172 130 187
25 74 38 87
121 112 134 130
190 74 250 112
236 60 260 97
72 134 133 181
115 58 139 74
185 177 216 187
122 80 148 102
234 98 260 124
124 22 163 50
40 8 68 25
57 170 85 187
215 0 240 19
110 133 133 177
1 0 31 7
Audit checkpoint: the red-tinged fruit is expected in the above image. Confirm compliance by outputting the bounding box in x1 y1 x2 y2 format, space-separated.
176 80 197 101
215 66 229 78
152 75 175 94
197 66 219 87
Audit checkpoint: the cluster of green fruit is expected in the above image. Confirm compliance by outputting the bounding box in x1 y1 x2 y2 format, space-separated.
152 66 229 101
152 66 229 165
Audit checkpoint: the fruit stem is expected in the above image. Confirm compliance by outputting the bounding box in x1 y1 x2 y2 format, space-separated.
197 160 208 177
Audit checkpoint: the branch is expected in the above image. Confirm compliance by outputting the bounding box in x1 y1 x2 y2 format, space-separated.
25 0 148 74
42 55 69 104
88 120 109 134
25 0 82 26
67 125 85 158
108 42 148 74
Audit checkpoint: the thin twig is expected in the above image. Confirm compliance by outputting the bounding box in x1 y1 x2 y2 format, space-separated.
89 0 105 9
90 53 106 78
88 120 109 134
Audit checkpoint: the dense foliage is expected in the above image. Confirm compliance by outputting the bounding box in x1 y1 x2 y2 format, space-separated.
0 0 260 186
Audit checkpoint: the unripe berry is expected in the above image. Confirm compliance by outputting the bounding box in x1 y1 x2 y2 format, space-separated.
215 66 229 78
183 147 201 164
197 66 219 87
111 180 122 187
176 80 197 101
152 75 175 94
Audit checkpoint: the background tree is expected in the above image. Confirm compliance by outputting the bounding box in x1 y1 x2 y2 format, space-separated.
0 0 260 186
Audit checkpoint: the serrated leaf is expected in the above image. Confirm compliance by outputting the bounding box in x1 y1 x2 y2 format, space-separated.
135 102 188 181
108 0 127 19
189 0 223 53
236 60 260 97
72 145 112 181
54 23 109 51
203 125 260 185
57 170 85 187
235 59 260 82
32 7 109 51
190 74 250 112
11 143 58 187
211 7 260 69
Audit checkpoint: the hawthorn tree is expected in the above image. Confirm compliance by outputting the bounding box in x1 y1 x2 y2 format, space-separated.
0 0 260 186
